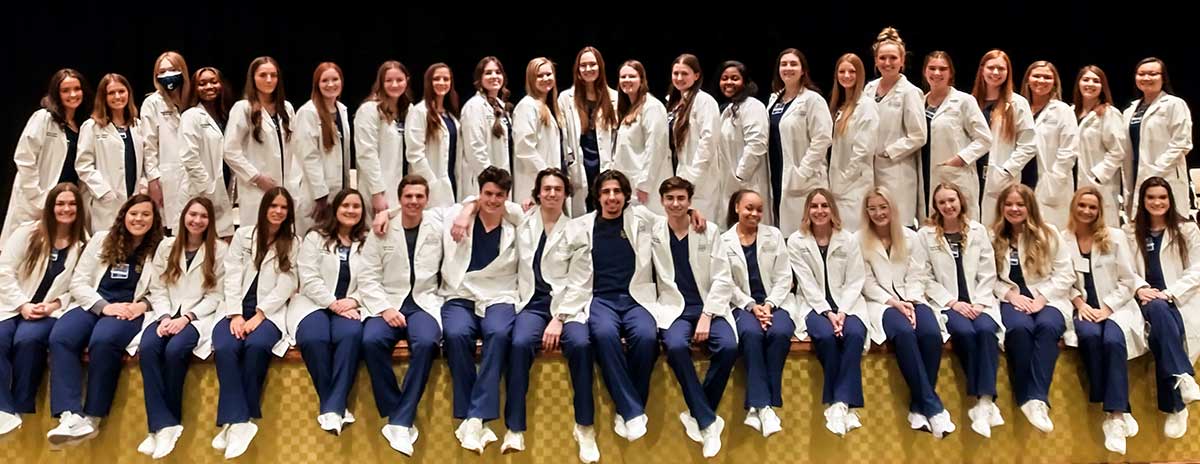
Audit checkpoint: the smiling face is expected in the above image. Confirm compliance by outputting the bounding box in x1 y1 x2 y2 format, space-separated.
875 43 903 77
1027 65 1055 98
924 57 951 91
54 190 78 227
720 66 744 98
1136 61 1164 96
124 201 155 237
1002 191 1028 226
255 62 279 96
384 67 408 100
319 67 342 101
983 57 1008 90
672 63 698 92
598 179 626 218
778 53 802 88
1078 70 1102 101
807 193 832 228
737 192 764 229
183 202 210 239
1072 193 1100 227
618 65 641 97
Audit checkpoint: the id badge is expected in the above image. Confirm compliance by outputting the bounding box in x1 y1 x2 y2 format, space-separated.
1146 238 1156 252
1073 255 1091 273
337 247 350 262
1008 249 1020 266
50 248 60 262
110 263 131 280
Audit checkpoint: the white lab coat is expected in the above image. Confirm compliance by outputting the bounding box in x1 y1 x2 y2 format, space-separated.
913 221 1004 341
1030 99 1080 229
439 204 520 313
721 98 770 226
287 231 377 340
788 228 872 348
361 208 445 325
1061 228 1147 358
1121 93 1194 213
406 101 466 208
859 228 929 344
980 94 1038 225
767 89 834 237
292 100 352 227
141 92 185 229
1074 106 1126 227
612 94 671 214
555 207 657 324
993 224 1076 345
145 237 228 359
511 95 564 207
354 100 411 213
461 93 512 196
925 88 992 220
179 104 235 237
559 87 618 214
75 119 153 233
222 99 298 230
0 222 81 321
1126 221 1200 362
648 218 730 330
68 230 157 354
708 225 797 323
865 76 928 226
514 206 571 313
671 90 724 223
828 96 879 232
3 110 72 243
222 226 299 356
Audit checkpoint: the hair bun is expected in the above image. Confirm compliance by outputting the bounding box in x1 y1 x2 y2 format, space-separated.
876 27 903 45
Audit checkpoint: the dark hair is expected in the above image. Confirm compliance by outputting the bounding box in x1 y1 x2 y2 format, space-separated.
591 169 632 209
1135 176 1190 267
315 189 367 251
477 166 513 194
725 189 761 228
716 60 758 118
473 56 513 138
163 197 219 290
364 60 413 124
254 187 296 272
190 67 234 127
667 54 703 150
21 183 89 277
243 56 291 144
1134 57 1173 97
99 194 164 268
41 68 90 130
398 174 430 196
771 48 821 94
1072 65 1114 119
532 168 573 204
658 176 694 198
422 63 461 142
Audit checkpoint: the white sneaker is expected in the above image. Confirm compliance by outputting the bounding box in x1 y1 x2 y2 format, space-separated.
137 433 156 456
612 415 627 439
844 409 862 434
341 410 356 426
760 407 783 437
1177 374 1200 404
1020 400 1053 433
624 414 648 442
743 407 762 432
317 412 341 434
1123 413 1139 437
967 401 991 438
573 424 600 464
46 412 95 445
824 403 847 437
457 418 483 453
929 410 956 439
907 412 930 432
1165 408 1189 439
381 424 417 456
988 400 1005 427
1102 416 1127 455
679 412 702 443
700 416 725 458
500 429 524 453
0 411 21 436
211 424 230 450
152 425 183 459
223 421 259 459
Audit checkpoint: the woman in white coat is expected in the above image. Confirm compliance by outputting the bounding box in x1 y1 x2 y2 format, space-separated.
180 67 236 238
667 54 723 223
1020 61 1079 228
407 63 464 209
223 56 296 230
788 188 870 436
828 54 878 232
560 47 618 214
767 49 833 236
859 187 954 437
211 187 298 459
512 57 564 207
865 28 927 227
922 52 992 219
294 63 352 230
3 69 89 243
291 189 375 434
1127 177 1200 439
1072 66 1126 227
76 73 156 233
356 60 415 230
991 183 1074 434
0 183 87 436
1063 187 1144 454
138 197 227 458
1122 58 1194 215
718 61 769 226
971 50 1037 225
613 60 671 214
140 51 190 231
45 195 163 445
915 182 1003 437
461 57 513 200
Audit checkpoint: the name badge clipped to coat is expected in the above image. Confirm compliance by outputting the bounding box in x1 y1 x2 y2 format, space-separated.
50 248 60 262
337 246 350 262
1145 237 1157 252
948 241 961 259
110 263 131 280
1008 248 1020 267
1073 255 1090 274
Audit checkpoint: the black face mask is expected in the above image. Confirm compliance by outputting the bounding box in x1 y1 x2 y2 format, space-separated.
157 71 184 91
